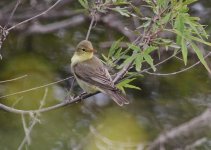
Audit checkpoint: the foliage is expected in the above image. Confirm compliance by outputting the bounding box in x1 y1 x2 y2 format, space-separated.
78 0 211 91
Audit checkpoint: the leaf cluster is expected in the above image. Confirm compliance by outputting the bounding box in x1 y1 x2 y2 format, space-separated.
78 0 131 17
79 0 211 92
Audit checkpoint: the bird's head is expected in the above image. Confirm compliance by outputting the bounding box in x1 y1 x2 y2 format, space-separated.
76 40 95 54
72 40 96 63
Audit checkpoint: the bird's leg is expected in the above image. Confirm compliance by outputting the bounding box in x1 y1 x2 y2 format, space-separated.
78 91 87 100
64 90 74 103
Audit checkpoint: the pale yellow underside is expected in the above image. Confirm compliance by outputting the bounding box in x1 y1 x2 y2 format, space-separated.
71 51 99 93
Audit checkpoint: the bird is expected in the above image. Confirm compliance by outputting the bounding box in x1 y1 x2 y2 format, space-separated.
71 40 129 106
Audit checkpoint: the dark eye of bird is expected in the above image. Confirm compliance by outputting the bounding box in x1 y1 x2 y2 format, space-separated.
81 48 86 51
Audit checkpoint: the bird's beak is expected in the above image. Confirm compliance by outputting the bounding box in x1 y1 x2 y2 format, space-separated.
87 48 97 53
93 49 97 53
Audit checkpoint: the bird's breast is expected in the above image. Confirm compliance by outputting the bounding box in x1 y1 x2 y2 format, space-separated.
75 76 98 93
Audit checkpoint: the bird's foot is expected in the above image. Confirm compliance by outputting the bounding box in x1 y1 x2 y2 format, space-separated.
64 95 74 104
78 92 87 100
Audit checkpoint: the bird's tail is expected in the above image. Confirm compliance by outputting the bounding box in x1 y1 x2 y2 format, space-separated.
104 89 129 106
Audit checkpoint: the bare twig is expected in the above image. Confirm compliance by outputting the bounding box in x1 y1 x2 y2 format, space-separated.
0 76 73 99
7 0 62 31
27 15 85 34
0 74 28 83
145 51 211 76
18 88 48 150
0 26 8 55
0 91 98 114
148 108 211 150
185 137 207 150
4 0 22 28
86 12 95 40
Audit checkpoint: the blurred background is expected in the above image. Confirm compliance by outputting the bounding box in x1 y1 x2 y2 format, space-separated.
0 0 211 149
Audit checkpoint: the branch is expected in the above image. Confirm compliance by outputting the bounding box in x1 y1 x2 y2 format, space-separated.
0 74 28 83
4 0 21 28
18 88 48 150
0 91 98 114
145 51 211 76
148 108 211 149
86 12 95 40
27 15 85 34
7 0 62 31
0 76 73 99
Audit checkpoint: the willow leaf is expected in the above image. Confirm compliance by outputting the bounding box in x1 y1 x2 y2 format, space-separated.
181 37 188 65
191 43 211 73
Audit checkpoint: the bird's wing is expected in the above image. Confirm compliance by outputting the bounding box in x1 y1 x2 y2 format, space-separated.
73 56 116 91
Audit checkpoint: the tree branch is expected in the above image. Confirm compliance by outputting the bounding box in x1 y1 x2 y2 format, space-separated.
148 108 211 149
27 15 85 34
7 0 62 31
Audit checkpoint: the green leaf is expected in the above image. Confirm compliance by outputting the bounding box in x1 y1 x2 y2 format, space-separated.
131 4 142 16
135 54 143 72
78 0 89 9
181 37 188 65
127 43 141 51
117 78 141 93
145 46 158 54
166 29 211 46
161 13 171 25
119 54 137 68
137 20 151 29
174 15 184 44
108 37 124 58
143 54 156 71
124 84 141 90
191 43 211 73
114 47 123 58
188 35 211 46
111 7 130 17
101 54 108 61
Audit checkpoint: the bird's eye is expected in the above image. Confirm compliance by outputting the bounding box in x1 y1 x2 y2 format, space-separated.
81 48 86 51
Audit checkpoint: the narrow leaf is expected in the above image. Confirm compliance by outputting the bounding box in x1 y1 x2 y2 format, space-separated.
135 54 143 72
191 43 211 73
108 37 124 58
78 0 88 9
144 54 156 71
181 37 188 65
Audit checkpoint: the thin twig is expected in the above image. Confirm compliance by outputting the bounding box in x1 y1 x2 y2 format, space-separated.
86 12 95 40
7 0 62 31
18 88 48 150
145 51 211 76
0 91 98 114
0 76 73 99
4 0 22 28
0 74 28 84
122 50 181 81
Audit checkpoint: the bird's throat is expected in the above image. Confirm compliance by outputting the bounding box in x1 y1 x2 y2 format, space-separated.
71 52 93 66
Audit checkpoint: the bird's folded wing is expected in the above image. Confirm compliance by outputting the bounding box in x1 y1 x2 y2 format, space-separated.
73 57 116 91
